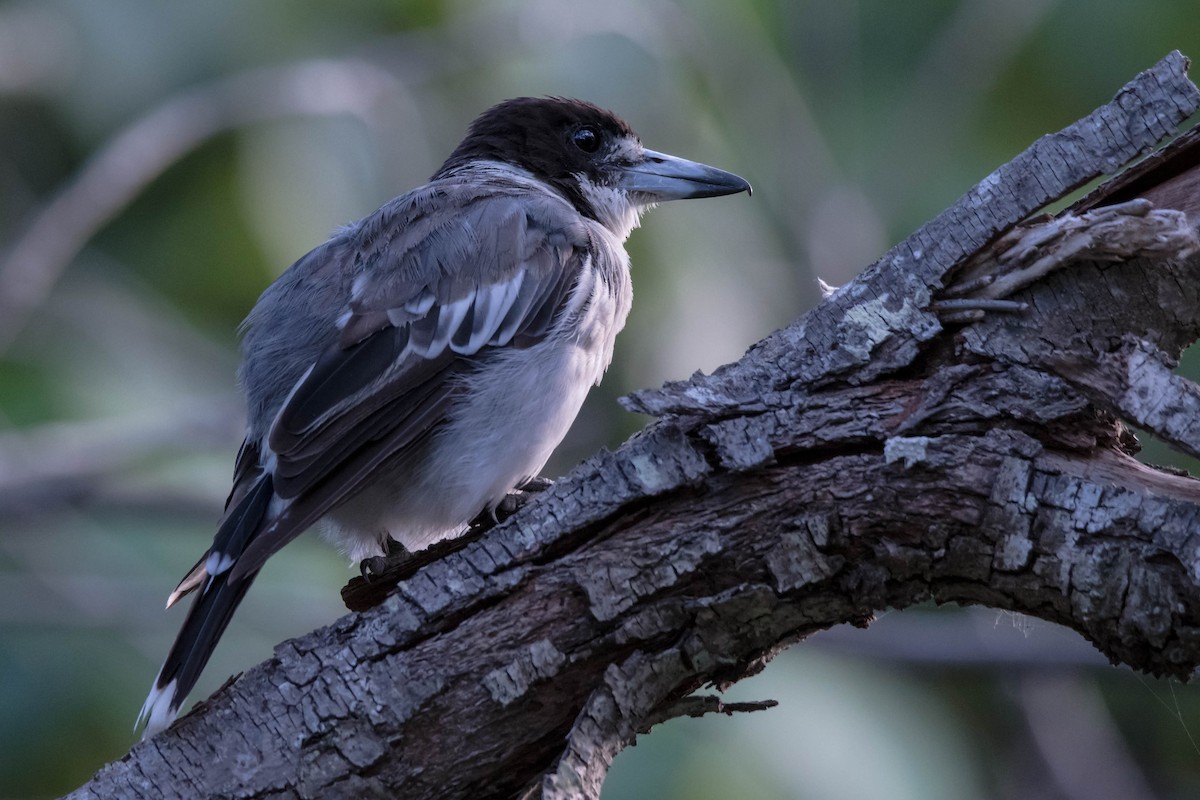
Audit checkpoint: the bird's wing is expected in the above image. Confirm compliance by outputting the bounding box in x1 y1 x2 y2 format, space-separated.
222 188 592 579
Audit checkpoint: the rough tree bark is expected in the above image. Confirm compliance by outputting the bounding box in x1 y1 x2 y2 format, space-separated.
71 52 1200 799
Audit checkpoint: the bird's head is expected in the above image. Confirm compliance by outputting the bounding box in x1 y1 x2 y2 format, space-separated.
434 97 750 239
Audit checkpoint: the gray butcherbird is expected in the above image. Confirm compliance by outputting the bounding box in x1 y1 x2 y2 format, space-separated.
139 97 750 735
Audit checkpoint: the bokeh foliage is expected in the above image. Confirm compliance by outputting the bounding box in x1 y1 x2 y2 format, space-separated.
1 1 1199 797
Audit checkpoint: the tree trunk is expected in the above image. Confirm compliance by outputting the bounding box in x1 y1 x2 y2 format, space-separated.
68 51 1200 800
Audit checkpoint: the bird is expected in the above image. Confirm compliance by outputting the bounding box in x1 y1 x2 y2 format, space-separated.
137 96 751 736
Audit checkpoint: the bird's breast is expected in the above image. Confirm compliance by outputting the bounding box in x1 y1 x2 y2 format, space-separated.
562 235 633 376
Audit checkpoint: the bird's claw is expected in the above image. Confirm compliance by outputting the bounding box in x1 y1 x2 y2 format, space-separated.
358 537 409 580
516 476 554 493
468 477 555 530
359 556 389 580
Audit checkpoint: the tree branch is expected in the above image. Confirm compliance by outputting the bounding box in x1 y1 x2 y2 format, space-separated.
68 51 1200 800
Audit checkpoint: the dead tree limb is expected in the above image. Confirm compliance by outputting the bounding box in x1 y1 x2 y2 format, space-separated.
69 51 1200 800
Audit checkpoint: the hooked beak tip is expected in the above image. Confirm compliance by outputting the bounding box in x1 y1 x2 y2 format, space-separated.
621 149 751 202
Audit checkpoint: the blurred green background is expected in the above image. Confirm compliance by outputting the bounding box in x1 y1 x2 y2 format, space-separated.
1 1 1199 798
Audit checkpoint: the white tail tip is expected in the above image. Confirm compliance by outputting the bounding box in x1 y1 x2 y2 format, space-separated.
136 678 179 739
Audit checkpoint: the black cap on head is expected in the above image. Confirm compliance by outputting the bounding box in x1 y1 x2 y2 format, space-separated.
434 97 750 227
435 97 640 217
438 97 636 175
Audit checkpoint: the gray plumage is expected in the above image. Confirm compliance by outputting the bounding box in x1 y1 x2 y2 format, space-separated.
139 97 750 736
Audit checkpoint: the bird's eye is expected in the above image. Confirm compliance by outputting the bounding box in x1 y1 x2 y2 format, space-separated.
572 126 600 153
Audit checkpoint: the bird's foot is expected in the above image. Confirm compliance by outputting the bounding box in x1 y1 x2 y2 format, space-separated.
345 480 556 611
467 477 555 530
359 537 410 580
493 477 555 523
516 476 555 493
345 535 467 612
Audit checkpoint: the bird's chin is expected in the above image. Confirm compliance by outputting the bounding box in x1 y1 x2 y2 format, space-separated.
577 177 646 240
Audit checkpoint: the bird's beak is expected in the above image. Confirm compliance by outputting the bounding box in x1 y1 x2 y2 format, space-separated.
620 149 752 202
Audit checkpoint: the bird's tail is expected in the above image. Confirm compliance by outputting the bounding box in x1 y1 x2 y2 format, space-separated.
137 567 259 737
138 473 274 738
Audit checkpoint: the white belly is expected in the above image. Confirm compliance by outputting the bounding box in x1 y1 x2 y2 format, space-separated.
322 273 628 559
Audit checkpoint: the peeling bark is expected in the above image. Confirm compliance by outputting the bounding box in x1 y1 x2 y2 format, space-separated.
69 52 1200 800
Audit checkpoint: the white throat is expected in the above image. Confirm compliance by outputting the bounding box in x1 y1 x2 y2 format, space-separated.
576 175 646 241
